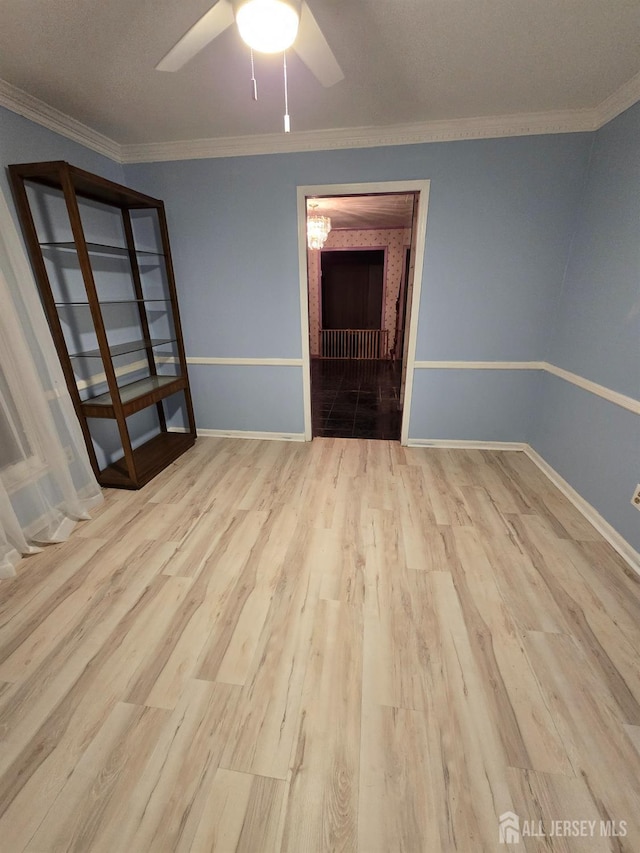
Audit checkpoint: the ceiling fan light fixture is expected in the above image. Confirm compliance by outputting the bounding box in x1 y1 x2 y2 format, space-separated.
236 0 300 54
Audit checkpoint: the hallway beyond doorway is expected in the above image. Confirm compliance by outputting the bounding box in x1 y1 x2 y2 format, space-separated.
311 358 402 440
298 179 431 443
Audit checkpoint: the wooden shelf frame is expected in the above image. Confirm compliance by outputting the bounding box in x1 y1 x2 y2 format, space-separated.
8 160 196 489
98 431 195 489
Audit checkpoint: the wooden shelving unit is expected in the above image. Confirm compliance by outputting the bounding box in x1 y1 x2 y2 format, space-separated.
9 160 196 489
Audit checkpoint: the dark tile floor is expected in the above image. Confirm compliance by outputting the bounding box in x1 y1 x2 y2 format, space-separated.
311 358 403 440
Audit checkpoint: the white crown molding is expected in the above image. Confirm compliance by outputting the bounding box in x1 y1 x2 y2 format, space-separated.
119 109 598 163
0 79 121 162
1 69 638 165
595 69 640 127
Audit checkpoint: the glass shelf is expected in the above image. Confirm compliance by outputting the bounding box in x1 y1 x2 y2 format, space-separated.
70 338 177 359
40 241 164 257
85 374 179 407
55 298 170 306
10 160 195 489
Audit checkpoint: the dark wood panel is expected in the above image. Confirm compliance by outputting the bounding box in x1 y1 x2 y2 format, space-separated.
321 250 384 330
98 431 195 488
9 161 163 209
81 377 187 419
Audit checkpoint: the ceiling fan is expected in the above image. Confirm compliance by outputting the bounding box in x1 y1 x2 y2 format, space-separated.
155 0 344 88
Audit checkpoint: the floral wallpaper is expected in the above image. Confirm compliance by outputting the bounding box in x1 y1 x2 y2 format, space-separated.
307 228 411 357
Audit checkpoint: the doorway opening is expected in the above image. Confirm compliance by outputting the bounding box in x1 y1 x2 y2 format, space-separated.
322 250 385 341
298 184 426 442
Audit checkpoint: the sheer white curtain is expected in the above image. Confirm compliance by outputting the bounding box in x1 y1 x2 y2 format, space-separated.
0 183 103 578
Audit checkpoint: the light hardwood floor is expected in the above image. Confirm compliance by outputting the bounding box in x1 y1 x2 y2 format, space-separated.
1 437 639 852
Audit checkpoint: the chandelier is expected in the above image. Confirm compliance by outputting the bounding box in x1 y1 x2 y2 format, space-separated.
307 204 332 250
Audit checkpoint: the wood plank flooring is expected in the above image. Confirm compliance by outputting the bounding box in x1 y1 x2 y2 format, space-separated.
1 437 639 852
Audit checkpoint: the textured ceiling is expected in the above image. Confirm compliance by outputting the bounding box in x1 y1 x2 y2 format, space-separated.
0 0 639 145
308 194 415 230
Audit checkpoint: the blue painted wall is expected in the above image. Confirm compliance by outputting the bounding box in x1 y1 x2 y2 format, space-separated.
0 107 124 204
124 133 590 438
189 364 304 434
409 369 540 442
546 106 640 398
532 375 638 549
126 136 590 363
1 103 637 552
531 102 640 552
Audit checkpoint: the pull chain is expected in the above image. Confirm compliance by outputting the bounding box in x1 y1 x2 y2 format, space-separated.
283 51 291 133
250 48 257 101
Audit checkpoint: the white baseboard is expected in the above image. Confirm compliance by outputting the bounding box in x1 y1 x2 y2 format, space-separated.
169 426 305 442
198 428 306 442
172 427 640 575
406 438 639 575
406 439 527 451
523 446 640 576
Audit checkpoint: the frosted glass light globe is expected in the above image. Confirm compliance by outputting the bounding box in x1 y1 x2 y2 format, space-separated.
236 0 300 54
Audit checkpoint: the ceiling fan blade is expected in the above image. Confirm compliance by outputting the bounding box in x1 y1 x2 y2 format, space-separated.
156 0 235 72
293 1 344 87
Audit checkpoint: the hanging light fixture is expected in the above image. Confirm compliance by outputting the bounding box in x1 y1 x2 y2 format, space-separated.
236 0 300 54
237 0 298 132
307 203 331 250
